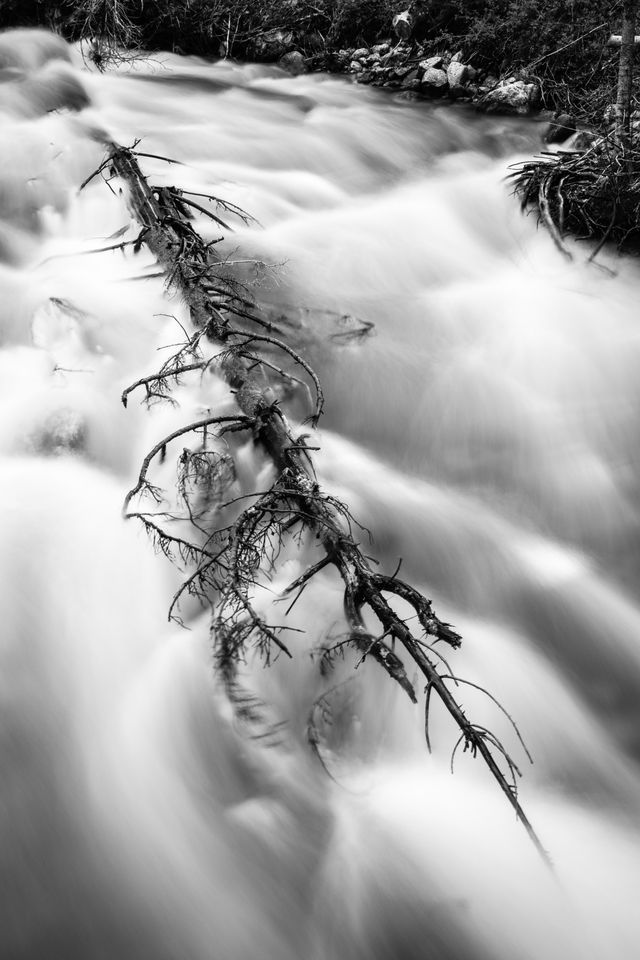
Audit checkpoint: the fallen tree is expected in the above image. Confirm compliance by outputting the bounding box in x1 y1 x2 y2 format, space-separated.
83 141 549 863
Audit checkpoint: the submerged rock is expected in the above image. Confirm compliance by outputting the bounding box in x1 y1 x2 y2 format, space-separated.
0 28 71 71
400 69 420 90
31 408 87 457
544 113 576 144
279 50 306 75
561 129 599 152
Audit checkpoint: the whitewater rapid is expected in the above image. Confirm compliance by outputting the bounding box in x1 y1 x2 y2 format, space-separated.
2 27 640 960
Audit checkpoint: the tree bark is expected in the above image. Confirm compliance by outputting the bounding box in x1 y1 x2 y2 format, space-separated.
615 0 638 151
97 142 550 866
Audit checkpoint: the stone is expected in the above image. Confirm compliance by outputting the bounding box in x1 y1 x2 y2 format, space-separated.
420 55 444 70
304 32 324 52
352 47 369 59
393 63 416 79
562 129 598 152
33 408 86 456
447 60 471 90
481 79 540 115
253 29 294 61
279 50 306 75
544 113 576 144
420 67 448 96
350 60 363 73
400 69 420 89
392 11 413 40
373 43 390 55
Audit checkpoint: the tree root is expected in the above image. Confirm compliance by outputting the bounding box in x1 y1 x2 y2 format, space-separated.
510 138 640 256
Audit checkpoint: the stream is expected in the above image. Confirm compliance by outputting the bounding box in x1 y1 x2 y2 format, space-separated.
2 27 640 960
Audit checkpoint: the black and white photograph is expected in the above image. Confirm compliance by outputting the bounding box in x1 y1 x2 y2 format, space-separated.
0 1 638 958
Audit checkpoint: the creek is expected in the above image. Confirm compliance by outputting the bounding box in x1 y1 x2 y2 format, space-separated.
2 28 640 960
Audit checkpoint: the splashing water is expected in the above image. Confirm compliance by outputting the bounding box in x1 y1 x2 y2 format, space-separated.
2 28 640 960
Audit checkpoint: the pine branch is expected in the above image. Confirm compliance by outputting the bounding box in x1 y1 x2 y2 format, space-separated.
101 141 550 866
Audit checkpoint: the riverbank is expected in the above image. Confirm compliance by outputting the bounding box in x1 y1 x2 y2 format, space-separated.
0 9 635 253
0 1 623 130
306 40 542 119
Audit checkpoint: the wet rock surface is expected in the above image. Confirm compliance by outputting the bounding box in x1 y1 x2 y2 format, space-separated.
303 39 540 116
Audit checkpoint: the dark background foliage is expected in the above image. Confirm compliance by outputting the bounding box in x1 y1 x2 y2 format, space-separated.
0 0 629 120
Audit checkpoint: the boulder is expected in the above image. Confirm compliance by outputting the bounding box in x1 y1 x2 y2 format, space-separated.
350 60 363 73
481 79 539 115
447 60 471 91
393 63 416 79
392 11 413 40
352 47 369 59
420 55 444 70
279 50 306 75
303 32 324 53
400 69 420 89
0 28 71 71
543 113 576 144
420 67 448 96
562 129 598 152
253 29 294 61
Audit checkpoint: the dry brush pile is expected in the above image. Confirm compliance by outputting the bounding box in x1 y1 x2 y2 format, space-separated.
511 138 640 259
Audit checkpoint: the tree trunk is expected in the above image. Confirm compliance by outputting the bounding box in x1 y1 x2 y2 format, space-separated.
95 141 550 866
615 0 637 151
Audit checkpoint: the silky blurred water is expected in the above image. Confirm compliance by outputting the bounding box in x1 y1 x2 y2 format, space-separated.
2 27 640 960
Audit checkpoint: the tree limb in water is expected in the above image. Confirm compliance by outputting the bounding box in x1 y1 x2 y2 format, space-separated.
94 141 550 866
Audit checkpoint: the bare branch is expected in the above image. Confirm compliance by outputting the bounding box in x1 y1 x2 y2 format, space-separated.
107 141 549 866
123 414 253 512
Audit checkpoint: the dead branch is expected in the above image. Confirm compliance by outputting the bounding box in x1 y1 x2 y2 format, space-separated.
102 141 549 864
509 141 640 255
124 413 253 512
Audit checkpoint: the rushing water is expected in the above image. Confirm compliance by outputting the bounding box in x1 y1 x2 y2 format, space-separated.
3 26 640 960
